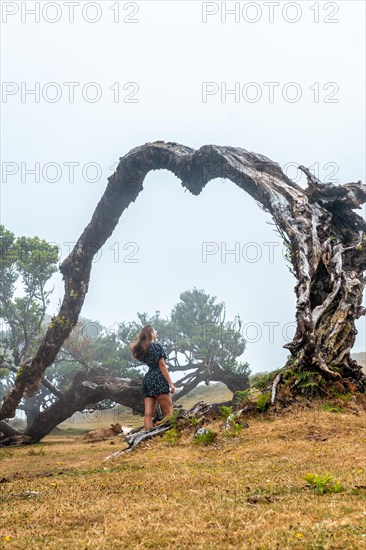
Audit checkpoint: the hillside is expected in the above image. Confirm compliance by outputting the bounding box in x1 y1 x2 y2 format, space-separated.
2 399 366 548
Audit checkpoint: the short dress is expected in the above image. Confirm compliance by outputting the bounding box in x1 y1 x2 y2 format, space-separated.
142 342 170 398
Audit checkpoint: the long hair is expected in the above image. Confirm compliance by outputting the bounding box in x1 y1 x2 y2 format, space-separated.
129 324 155 362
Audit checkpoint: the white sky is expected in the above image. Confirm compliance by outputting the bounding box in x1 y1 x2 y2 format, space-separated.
1 0 365 375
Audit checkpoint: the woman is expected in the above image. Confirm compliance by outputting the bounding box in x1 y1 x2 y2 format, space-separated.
129 324 175 430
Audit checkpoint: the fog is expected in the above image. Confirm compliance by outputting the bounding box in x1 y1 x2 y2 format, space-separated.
1 1 365 373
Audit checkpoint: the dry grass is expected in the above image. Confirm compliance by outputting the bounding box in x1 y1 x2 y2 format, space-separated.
1 399 366 549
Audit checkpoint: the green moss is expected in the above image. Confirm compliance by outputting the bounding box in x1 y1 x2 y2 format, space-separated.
15 366 24 381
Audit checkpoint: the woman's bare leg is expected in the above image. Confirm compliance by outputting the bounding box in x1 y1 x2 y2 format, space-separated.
144 397 156 430
155 393 173 417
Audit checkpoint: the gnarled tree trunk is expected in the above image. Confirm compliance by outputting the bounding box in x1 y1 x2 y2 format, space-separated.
1 142 365 424
280 166 366 392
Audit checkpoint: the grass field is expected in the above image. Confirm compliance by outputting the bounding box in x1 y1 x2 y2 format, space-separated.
1 394 366 549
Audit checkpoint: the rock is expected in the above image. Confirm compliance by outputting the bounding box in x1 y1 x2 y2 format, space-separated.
195 428 209 437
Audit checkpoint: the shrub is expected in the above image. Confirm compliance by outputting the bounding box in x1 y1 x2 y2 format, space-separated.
187 414 200 427
193 429 217 446
256 392 271 412
304 472 343 494
163 427 180 446
250 371 271 390
218 405 233 421
165 409 181 427
233 389 251 403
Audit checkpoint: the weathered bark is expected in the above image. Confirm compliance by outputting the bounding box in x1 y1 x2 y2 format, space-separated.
1 142 365 422
24 394 42 430
23 384 53 430
280 167 366 391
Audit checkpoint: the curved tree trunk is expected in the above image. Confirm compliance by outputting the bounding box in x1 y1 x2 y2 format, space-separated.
0 369 144 444
1 142 365 422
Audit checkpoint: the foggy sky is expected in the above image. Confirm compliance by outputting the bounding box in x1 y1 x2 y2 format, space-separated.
1 0 365 375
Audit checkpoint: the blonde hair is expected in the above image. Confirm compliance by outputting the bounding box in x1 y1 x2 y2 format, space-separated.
129 324 155 362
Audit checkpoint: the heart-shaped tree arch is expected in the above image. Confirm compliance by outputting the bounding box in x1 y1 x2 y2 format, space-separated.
1 141 366 424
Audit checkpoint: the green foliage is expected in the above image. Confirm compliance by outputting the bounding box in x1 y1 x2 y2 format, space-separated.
294 369 329 398
233 388 251 403
233 422 243 435
15 366 23 381
322 404 343 414
256 392 271 411
163 426 180 446
170 287 251 380
0 225 59 367
279 368 324 397
296 370 321 389
187 415 200 427
165 409 181 427
193 429 217 446
304 472 343 494
250 369 282 390
218 405 233 421
221 421 244 439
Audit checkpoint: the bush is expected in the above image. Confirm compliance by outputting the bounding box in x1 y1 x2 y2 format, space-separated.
304 472 343 495
256 392 271 411
193 429 217 446
218 405 233 421
250 369 282 390
163 427 180 446
233 389 252 403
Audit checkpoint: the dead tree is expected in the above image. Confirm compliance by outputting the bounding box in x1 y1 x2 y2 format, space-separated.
1 142 365 425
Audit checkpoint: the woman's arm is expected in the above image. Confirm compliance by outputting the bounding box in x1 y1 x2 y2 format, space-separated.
158 358 175 392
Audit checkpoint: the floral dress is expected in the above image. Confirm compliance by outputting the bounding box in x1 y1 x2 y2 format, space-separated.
142 342 170 398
